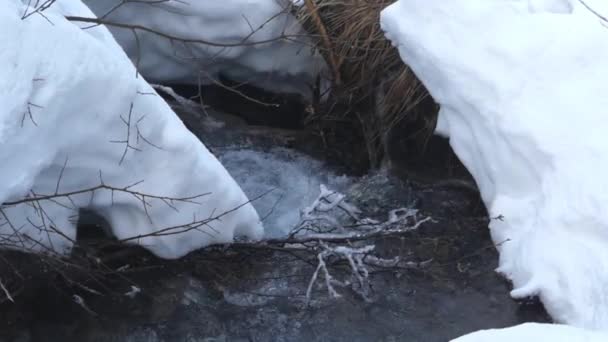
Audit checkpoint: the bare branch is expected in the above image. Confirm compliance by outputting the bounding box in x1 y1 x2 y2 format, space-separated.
0 278 14 303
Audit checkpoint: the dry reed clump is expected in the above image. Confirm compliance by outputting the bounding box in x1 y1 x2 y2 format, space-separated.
293 0 437 168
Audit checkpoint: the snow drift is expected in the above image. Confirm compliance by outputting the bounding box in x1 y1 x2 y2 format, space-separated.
382 0 608 330
0 0 263 259
82 0 327 97
452 323 608 342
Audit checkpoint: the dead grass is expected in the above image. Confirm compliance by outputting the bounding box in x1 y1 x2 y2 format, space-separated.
294 0 437 167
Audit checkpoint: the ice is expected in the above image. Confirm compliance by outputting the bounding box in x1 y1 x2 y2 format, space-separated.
382 0 608 330
0 0 262 259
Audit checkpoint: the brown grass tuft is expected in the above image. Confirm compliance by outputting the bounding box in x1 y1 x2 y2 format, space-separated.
294 0 437 168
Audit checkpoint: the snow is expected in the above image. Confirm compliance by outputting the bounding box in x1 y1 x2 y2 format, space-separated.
81 0 327 97
452 323 608 342
0 0 263 259
381 0 608 331
219 148 352 237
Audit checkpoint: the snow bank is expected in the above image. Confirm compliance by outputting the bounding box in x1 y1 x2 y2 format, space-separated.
82 0 326 97
381 0 608 330
0 0 262 259
452 323 608 342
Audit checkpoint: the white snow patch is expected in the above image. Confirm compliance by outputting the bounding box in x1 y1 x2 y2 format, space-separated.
452 323 608 342
0 0 263 259
382 0 608 330
82 0 327 97
528 0 573 13
219 148 352 237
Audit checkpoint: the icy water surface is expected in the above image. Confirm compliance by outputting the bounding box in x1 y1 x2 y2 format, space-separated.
0 104 550 342
219 148 352 238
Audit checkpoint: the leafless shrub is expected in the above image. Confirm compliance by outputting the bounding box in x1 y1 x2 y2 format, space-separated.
262 185 431 303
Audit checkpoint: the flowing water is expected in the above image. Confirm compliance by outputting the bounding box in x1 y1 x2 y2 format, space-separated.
0 103 550 342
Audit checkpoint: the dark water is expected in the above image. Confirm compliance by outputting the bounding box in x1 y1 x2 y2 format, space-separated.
0 104 550 342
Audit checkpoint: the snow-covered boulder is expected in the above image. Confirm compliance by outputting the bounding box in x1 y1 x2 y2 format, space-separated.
381 0 608 330
0 0 263 259
452 323 608 342
81 0 326 97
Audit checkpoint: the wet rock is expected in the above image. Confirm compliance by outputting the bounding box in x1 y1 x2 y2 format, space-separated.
347 172 417 220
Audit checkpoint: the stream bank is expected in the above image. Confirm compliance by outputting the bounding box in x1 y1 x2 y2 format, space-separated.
0 101 550 342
